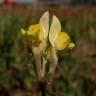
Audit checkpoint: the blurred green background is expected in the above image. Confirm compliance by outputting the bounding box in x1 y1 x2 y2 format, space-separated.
0 2 96 96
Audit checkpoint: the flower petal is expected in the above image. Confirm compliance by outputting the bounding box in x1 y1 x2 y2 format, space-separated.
49 15 61 46
39 12 49 39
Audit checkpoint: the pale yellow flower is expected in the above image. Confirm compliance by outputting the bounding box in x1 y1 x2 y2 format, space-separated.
20 12 75 79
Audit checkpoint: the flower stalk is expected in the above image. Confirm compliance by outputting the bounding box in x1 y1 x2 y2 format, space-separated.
32 48 42 80
48 47 58 76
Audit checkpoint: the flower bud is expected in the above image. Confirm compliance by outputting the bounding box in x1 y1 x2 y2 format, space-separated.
27 42 32 53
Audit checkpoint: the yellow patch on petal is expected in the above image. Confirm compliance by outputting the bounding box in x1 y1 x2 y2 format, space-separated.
21 28 26 35
54 32 71 50
68 43 75 49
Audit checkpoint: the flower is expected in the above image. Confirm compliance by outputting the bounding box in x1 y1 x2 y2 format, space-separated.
21 12 75 50
21 12 75 79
